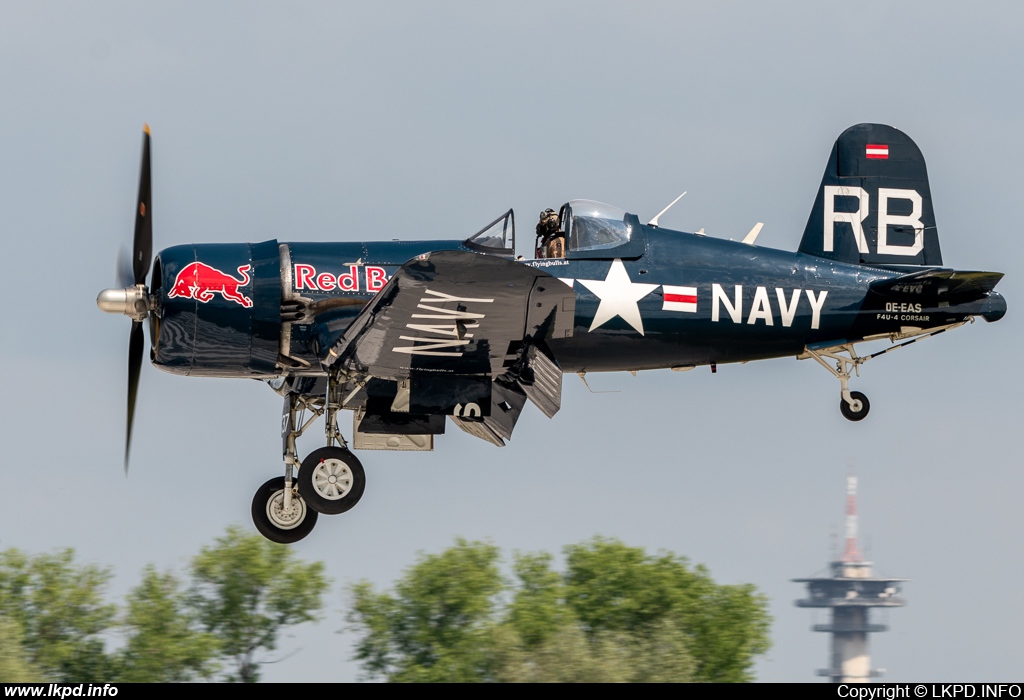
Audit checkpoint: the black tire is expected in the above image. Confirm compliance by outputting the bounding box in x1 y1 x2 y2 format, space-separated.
298 446 366 515
251 476 318 544
840 391 870 422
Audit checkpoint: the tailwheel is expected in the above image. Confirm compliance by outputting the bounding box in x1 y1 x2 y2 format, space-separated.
251 476 318 543
298 446 366 515
840 391 870 422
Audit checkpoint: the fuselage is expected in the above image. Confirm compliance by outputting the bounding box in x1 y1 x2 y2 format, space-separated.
148 218 1003 379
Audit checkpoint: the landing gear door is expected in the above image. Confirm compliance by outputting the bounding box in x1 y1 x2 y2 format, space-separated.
463 209 516 258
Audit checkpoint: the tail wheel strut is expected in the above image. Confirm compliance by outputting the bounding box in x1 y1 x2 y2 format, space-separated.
800 323 966 423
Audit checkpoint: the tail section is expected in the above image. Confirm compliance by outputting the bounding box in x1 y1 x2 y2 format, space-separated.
868 268 1006 322
799 124 942 266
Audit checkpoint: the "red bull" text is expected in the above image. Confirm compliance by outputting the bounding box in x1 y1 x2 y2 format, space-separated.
293 263 389 293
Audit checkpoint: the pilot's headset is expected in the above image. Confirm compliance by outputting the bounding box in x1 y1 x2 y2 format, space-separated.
538 208 560 235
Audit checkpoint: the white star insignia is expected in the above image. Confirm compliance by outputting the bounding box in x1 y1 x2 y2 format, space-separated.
576 259 658 335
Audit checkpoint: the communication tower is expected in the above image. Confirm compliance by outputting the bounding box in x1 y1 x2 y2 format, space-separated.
793 476 907 682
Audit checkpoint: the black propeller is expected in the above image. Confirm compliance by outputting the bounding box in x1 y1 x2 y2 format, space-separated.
132 125 152 287
125 124 152 473
97 125 154 474
126 320 145 472
115 246 134 289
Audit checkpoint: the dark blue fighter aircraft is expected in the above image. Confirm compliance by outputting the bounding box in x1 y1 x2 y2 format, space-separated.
98 123 1006 542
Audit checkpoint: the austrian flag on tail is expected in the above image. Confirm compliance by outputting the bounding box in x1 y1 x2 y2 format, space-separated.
662 285 698 313
865 144 889 159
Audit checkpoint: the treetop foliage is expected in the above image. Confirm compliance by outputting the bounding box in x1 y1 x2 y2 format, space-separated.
0 532 769 683
347 537 771 683
118 566 219 682
349 539 502 683
0 548 117 682
189 525 329 682
0 526 329 684
0 616 44 682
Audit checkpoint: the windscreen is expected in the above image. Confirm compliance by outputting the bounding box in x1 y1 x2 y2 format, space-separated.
567 200 631 253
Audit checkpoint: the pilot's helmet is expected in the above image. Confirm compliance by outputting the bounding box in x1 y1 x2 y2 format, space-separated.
538 208 560 233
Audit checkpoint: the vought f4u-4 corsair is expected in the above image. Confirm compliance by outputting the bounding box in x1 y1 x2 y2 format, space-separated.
98 123 1006 543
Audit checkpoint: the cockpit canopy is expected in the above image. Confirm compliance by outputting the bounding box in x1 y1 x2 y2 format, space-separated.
561 200 632 254
463 199 645 260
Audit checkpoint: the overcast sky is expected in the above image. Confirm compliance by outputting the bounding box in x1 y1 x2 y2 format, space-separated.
1 1 1021 682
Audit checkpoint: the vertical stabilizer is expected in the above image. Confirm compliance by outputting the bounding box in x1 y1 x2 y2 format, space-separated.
799 124 942 266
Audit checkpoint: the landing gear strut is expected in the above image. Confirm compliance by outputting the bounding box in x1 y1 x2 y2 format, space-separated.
800 322 967 423
250 373 366 542
803 344 872 422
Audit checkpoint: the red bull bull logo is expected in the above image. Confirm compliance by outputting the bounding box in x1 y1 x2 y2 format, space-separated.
168 262 253 308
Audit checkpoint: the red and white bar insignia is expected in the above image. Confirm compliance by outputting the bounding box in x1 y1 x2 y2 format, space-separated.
865 144 889 159
662 285 697 313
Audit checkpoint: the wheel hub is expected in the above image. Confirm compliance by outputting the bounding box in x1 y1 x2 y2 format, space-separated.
312 459 353 501
267 488 306 530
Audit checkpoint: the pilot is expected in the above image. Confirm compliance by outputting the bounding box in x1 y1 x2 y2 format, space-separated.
536 208 564 259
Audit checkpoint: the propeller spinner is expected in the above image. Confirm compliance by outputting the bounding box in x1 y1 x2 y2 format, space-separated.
96 124 155 473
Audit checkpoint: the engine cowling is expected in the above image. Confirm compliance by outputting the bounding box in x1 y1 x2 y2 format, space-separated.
153 240 281 377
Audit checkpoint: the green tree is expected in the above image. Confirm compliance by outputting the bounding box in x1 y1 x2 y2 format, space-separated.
495 544 698 683
116 567 219 682
490 618 695 683
348 537 768 683
188 526 329 683
504 552 568 648
0 549 116 681
0 616 44 682
348 539 502 682
561 538 771 682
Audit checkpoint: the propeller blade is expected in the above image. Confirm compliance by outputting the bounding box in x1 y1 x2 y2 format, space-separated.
126 320 144 474
132 124 152 286
115 245 133 289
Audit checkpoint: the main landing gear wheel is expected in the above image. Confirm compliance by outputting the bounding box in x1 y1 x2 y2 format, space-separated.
251 477 318 544
840 391 871 422
298 446 366 515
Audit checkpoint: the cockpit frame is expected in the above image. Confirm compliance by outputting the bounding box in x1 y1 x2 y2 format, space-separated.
463 209 516 258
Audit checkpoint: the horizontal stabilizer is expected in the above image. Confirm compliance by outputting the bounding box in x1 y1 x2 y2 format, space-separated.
869 268 1004 301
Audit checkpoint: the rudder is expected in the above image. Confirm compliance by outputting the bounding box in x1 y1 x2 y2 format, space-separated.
799 124 942 266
